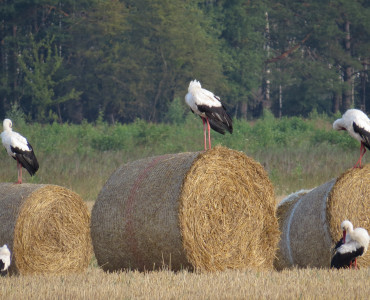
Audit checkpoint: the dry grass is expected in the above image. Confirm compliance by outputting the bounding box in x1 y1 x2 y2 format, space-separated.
0 267 369 299
91 147 279 272
180 147 279 271
274 165 370 270
91 152 197 272
327 164 370 267
0 120 368 298
0 184 91 275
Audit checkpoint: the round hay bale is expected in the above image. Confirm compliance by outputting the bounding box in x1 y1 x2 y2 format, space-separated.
91 146 279 272
274 189 311 270
275 164 370 270
0 183 92 275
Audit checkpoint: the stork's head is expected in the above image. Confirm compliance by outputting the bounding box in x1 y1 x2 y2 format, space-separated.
333 118 346 131
0 244 10 255
188 80 201 92
341 220 354 243
2 119 12 131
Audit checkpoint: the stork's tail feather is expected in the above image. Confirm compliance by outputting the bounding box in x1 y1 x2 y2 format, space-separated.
198 105 233 135
16 154 39 176
208 118 233 135
11 142 39 176
15 148 39 176
353 122 370 150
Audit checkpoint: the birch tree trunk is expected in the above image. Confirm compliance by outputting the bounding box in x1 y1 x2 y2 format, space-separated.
343 20 352 110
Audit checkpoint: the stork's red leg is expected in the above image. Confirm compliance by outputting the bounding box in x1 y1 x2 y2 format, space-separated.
354 143 366 168
206 117 211 149
202 118 207 151
354 258 358 269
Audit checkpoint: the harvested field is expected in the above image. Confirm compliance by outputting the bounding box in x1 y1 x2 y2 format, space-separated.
91 147 279 272
0 183 92 275
275 165 369 269
0 267 369 299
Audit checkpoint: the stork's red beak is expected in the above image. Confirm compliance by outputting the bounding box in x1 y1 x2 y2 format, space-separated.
343 230 346 243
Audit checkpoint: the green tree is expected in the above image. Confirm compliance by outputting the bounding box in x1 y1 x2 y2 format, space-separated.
68 0 225 123
0 0 94 121
65 0 129 123
18 35 81 122
207 0 268 119
266 0 370 116
121 0 224 122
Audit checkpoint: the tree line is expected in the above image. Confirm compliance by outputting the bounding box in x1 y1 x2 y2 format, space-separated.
0 0 369 123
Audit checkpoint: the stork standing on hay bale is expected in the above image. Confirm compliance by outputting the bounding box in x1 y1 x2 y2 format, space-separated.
1 119 39 184
185 80 233 150
331 220 370 269
333 109 370 168
0 244 11 276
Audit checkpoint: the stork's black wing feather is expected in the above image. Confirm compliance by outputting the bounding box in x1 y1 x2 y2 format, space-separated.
331 246 364 269
332 238 344 255
353 122 370 150
197 105 233 135
11 142 39 176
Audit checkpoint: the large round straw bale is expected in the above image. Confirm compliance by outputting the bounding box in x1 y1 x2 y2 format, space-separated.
275 164 369 270
0 183 92 275
91 146 279 272
274 189 311 270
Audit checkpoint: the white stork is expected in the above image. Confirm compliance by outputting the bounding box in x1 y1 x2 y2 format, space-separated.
333 109 370 168
185 80 233 150
1 119 39 184
331 220 370 269
0 244 11 276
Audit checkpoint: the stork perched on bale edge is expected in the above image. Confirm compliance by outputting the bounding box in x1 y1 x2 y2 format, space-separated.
331 220 370 269
333 109 370 168
1 119 39 184
0 244 11 276
185 80 233 150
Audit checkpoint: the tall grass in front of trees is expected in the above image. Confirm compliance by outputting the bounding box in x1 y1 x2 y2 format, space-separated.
0 109 363 201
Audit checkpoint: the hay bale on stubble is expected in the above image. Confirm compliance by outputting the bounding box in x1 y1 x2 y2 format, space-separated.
274 189 312 270
91 146 280 272
274 164 370 270
0 183 92 275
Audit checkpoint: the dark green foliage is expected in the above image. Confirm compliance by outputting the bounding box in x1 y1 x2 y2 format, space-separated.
18 35 81 122
0 0 369 123
267 0 370 115
165 97 187 124
9 112 358 155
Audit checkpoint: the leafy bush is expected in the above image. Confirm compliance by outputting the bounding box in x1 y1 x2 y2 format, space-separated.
310 129 357 150
5 112 361 158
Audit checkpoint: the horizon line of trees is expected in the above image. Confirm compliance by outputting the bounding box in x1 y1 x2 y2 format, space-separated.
1 0 369 124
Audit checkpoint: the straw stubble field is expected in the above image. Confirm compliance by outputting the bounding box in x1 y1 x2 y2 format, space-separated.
1 174 369 299
91 147 279 273
0 118 369 299
1 267 370 299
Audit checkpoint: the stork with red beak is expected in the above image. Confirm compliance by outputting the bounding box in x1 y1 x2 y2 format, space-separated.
185 80 233 150
0 244 11 276
1 119 39 184
331 220 370 269
333 109 370 168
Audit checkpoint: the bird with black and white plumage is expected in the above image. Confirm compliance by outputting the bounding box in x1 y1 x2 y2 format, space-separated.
333 109 370 168
1 119 39 184
331 220 370 269
185 80 233 150
0 244 11 276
